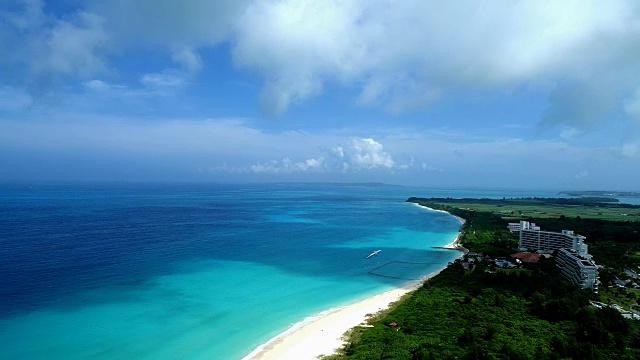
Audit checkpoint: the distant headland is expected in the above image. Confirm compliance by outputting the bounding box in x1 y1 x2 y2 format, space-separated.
561 190 640 198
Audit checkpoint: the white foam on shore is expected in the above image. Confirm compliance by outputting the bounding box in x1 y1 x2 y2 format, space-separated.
241 277 436 360
241 305 347 360
242 203 466 360
412 203 466 249
412 203 466 225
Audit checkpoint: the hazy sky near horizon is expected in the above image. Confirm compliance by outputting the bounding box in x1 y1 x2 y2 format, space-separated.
1 0 640 189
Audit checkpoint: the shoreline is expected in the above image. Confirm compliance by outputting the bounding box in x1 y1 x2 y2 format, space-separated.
242 203 466 360
411 202 466 226
412 203 466 250
241 271 443 360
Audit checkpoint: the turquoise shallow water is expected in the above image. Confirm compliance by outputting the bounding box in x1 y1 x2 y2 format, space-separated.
0 260 393 359
0 183 565 359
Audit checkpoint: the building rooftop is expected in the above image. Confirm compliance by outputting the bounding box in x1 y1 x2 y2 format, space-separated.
511 252 542 263
559 248 597 266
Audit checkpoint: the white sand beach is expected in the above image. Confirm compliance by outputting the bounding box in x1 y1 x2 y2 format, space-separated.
242 203 465 360
242 278 429 360
442 232 463 249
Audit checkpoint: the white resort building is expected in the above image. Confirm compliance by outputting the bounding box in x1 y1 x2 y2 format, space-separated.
513 221 598 290
508 221 539 232
508 222 522 232
556 248 599 290
517 221 587 254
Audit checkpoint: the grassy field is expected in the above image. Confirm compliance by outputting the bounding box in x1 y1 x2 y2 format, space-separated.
429 202 640 222
597 286 640 311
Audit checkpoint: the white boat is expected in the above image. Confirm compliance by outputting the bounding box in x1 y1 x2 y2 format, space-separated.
366 250 382 258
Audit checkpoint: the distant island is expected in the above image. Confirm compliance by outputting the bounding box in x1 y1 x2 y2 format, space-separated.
562 190 640 198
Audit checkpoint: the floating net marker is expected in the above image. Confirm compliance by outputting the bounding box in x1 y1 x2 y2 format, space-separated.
368 261 442 280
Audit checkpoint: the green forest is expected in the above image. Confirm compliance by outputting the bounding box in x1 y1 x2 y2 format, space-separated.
322 198 640 360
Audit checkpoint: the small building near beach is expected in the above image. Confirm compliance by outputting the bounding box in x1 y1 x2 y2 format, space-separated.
511 252 544 263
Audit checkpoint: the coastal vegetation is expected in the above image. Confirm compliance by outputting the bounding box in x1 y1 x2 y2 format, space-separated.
407 197 640 222
407 197 640 269
323 197 640 359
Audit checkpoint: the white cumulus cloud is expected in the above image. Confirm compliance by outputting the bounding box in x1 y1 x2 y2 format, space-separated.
337 137 395 170
4 0 640 128
249 157 326 174
620 143 639 158
1 2 109 96
624 89 640 118
241 137 399 174
141 71 186 89
575 170 588 179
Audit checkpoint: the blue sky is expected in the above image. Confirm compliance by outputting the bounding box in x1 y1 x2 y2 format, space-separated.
1 0 640 189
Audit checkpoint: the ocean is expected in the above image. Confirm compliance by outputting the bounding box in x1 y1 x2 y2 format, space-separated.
0 183 564 359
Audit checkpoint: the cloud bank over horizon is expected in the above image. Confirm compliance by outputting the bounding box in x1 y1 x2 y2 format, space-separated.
236 137 397 174
1 116 633 189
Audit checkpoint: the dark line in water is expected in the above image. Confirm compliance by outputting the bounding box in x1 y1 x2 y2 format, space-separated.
368 261 442 280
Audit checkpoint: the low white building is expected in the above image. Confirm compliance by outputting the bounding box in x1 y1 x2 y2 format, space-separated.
509 221 541 232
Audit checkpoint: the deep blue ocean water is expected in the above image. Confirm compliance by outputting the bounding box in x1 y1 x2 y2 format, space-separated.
0 183 569 359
